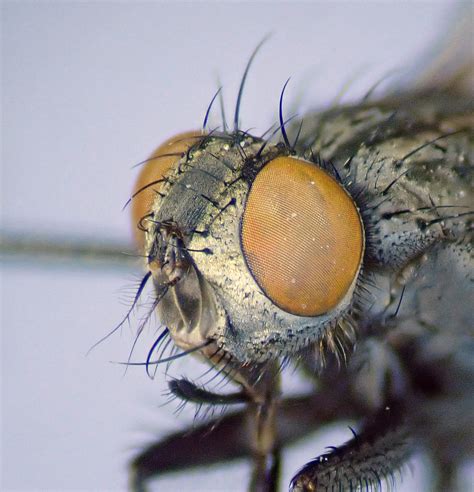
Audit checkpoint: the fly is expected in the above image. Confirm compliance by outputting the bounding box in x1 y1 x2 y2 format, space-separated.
119 15 473 492
1 8 472 492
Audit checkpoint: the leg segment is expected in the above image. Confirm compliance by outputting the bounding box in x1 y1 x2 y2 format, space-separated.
290 401 413 492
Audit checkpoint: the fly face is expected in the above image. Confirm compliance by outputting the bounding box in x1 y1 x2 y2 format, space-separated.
133 131 365 363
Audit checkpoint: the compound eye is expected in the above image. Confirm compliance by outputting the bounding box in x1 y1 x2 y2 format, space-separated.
131 130 203 247
241 156 364 316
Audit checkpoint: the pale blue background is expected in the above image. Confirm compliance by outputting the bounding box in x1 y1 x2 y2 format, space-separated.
1 1 470 491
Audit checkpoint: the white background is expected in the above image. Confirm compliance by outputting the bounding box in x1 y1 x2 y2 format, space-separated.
1 1 469 491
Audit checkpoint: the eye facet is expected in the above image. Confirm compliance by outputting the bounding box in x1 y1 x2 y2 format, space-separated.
131 130 202 246
241 156 364 317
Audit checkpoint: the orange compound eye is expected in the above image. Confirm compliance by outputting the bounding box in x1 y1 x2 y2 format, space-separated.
131 130 204 247
241 156 364 317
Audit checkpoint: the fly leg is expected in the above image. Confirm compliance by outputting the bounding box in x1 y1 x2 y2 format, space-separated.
245 363 281 492
129 362 362 491
290 401 413 492
183 361 283 492
129 360 282 492
129 378 251 492
185 354 283 491
431 457 460 492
